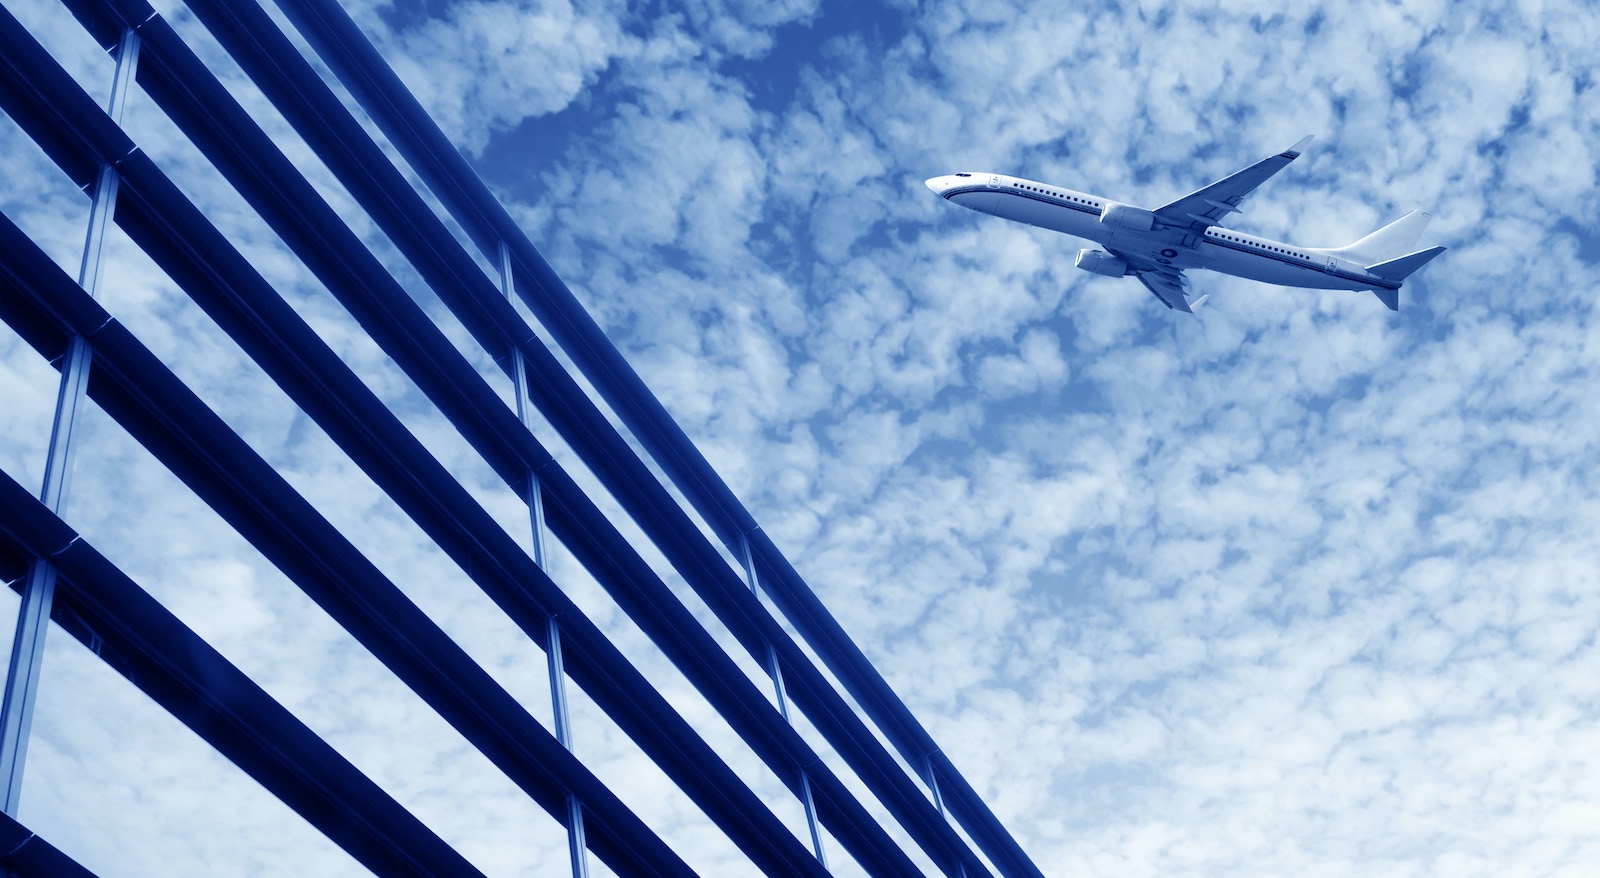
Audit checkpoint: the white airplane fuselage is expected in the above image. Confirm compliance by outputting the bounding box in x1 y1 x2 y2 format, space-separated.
926 172 1383 292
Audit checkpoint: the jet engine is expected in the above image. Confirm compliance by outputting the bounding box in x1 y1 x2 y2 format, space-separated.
1075 249 1128 277
1098 201 1156 232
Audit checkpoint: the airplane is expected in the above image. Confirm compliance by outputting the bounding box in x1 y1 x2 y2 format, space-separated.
925 136 1445 313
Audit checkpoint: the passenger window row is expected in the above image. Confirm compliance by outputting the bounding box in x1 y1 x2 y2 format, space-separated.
1013 183 1095 206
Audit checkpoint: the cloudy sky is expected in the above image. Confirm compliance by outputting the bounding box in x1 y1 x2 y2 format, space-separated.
2 0 1598 875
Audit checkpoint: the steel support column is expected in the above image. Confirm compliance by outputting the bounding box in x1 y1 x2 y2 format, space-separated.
0 26 139 817
743 536 829 869
502 242 589 878
923 758 968 878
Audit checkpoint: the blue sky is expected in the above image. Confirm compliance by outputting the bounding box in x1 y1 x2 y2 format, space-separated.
2 0 1598 875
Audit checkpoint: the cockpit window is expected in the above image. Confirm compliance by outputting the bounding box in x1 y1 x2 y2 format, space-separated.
955 173 971 177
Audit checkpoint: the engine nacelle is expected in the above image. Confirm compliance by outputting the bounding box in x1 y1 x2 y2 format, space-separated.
1075 249 1128 277
1099 201 1156 232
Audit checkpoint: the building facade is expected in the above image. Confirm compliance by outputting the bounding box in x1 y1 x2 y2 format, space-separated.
0 2 1043 876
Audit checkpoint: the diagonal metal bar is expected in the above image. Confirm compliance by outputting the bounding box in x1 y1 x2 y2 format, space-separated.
248 3 1043 875
0 17 824 873
0 811 100 878
0 468 487 878
47 3 964 875
23 2 1035 875
82 0 999 873
0 212 697 878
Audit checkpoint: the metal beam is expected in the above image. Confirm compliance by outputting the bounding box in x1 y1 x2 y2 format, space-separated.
0 468 486 878
15 3 1036 870
42 4 960 874
0 16 829 872
0 206 696 878
76 1 989 873
242 3 1043 875
0 811 100 878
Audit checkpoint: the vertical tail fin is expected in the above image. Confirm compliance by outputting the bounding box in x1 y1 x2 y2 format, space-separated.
1334 210 1433 265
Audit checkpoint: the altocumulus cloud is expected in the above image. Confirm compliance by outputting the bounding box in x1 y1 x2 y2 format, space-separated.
467 0 1599 875
1 0 1597 875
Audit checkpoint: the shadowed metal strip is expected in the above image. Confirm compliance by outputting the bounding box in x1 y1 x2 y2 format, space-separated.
253 3 1042 876
0 209 694 878
52 2 974 874
92 0 1003 872
0 470 486 878
0 812 99 877
0 14 817 875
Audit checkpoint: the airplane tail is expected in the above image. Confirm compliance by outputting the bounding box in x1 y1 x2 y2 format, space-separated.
1331 210 1433 265
1326 211 1445 311
1360 246 1448 311
1366 245 1448 282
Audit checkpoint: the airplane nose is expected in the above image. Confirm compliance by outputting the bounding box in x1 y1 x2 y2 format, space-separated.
925 175 952 196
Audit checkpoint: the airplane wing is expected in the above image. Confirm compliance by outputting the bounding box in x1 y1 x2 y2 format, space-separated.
1106 246 1206 312
1127 262 1205 313
1154 135 1313 234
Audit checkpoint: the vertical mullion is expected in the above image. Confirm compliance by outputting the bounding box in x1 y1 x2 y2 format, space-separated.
501 242 588 878
0 27 141 818
924 759 968 878
743 536 829 869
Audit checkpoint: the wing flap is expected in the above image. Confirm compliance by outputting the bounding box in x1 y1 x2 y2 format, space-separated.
1131 266 1197 313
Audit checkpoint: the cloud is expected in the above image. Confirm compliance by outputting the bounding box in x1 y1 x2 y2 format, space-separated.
674 0 821 58
378 0 633 155
5 0 1600 875
505 0 1600 873
974 328 1069 397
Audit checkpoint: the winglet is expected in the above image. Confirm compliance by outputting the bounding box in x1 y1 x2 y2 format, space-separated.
1283 135 1313 159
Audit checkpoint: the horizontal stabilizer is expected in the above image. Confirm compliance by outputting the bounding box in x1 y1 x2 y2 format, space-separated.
1372 288 1399 311
1366 245 1447 282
